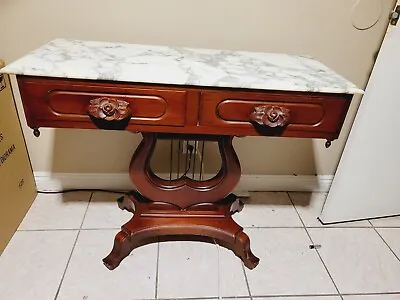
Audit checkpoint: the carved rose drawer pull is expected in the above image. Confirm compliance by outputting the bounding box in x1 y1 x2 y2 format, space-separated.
250 105 290 127
88 97 132 121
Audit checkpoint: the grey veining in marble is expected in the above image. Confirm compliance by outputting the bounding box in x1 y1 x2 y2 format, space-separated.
0 39 363 94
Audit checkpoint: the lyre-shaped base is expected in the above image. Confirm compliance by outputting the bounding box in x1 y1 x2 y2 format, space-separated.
129 133 241 208
104 133 259 270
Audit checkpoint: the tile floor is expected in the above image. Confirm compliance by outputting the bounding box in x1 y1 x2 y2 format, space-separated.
1 191 400 300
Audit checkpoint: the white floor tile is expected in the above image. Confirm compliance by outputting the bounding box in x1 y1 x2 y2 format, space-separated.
18 192 90 230
0 230 78 300
308 228 400 294
57 229 157 300
245 228 337 296
219 247 250 297
289 192 371 228
157 240 219 298
81 192 132 229
343 295 400 299
377 228 400 258
371 216 400 228
233 192 303 228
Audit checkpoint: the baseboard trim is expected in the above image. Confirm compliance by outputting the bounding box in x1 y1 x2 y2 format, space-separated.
34 172 333 193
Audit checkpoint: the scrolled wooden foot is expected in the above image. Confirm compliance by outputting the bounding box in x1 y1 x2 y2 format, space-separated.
103 231 131 270
234 231 260 269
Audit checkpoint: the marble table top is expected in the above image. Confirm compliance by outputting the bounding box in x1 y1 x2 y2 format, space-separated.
1 38 363 94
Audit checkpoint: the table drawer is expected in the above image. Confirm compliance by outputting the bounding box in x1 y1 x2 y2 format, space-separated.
199 91 351 138
17 77 187 129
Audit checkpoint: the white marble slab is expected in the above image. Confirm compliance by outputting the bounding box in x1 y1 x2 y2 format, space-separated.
0 38 363 94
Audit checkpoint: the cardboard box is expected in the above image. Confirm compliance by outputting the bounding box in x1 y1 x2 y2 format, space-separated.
0 60 36 254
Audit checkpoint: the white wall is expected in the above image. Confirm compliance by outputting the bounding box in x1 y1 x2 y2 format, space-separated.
0 0 394 175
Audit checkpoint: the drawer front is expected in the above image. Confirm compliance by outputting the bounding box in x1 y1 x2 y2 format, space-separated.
199 91 351 138
17 77 187 128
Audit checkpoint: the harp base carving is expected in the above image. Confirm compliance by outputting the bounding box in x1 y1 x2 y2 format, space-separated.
103 133 259 270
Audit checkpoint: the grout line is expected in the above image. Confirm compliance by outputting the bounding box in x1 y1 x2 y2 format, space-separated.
79 192 93 229
215 239 222 300
53 230 81 300
371 224 400 263
156 297 220 300
241 262 253 300
53 192 93 300
78 227 121 231
155 241 160 299
250 294 343 298
251 295 340 299
155 292 400 299
18 227 122 232
244 226 372 229
287 192 343 300
369 226 400 228
18 226 375 232
341 292 400 296
368 219 400 229
18 228 82 232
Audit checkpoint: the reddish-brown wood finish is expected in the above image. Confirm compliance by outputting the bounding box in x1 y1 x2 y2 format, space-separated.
14 74 354 270
17 76 352 139
200 90 351 137
129 133 241 208
17 76 187 128
87 97 132 121
249 105 291 128
102 133 258 269
103 192 259 270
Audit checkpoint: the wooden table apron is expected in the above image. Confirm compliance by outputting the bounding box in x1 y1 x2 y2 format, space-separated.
16 75 352 270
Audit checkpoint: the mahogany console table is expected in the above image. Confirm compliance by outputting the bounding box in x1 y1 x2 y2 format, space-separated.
1 39 363 270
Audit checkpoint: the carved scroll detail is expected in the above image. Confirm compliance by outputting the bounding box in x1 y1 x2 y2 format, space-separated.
88 97 131 121
250 105 290 127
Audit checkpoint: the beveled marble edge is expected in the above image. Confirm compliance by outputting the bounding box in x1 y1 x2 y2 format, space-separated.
0 38 364 95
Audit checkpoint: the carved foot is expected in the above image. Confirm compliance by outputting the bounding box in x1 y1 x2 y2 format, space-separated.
103 231 132 270
117 196 135 213
233 231 260 269
104 192 260 270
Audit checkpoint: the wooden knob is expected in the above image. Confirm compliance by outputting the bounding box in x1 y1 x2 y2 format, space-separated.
250 105 290 127
88 97 131 121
